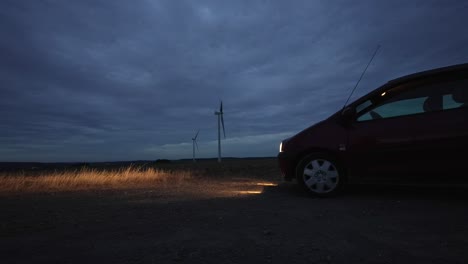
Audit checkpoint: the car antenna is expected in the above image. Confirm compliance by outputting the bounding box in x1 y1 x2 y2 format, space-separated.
342 45 381 110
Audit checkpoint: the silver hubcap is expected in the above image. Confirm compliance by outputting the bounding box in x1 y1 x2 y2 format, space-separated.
303 159 339 193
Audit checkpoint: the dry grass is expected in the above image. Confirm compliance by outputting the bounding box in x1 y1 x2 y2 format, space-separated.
0 166 193 194
0 158 280 195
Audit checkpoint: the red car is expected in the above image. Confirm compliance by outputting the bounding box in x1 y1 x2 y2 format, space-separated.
278 63 468 196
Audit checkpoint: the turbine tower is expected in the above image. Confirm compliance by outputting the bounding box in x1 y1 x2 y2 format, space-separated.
214 101 226 163
192 130 199 163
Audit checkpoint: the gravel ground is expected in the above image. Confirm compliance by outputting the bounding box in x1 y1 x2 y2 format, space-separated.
1 161 468 264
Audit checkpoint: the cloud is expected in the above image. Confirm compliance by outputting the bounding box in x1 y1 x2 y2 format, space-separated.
1 0 468 161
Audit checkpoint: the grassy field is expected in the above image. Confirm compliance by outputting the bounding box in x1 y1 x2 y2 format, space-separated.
0 158 281 195
0 166 192 193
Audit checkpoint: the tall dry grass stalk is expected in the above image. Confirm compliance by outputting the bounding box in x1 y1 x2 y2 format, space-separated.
0 166 193 194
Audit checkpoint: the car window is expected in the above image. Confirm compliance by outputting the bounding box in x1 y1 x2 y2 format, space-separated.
357 97 426 121
356 77 467 122
444 94 463 109
355 100 372 113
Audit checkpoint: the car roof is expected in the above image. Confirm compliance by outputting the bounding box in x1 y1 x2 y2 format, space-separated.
387 62 468 86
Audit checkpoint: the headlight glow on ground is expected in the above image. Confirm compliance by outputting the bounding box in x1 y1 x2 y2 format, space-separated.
236 190 263 194
255 182 278 186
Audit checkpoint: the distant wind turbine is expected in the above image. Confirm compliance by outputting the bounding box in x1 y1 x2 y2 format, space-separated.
192 130 199 163
214 101 226 163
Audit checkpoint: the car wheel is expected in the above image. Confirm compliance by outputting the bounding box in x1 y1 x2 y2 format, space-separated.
296 153 344 197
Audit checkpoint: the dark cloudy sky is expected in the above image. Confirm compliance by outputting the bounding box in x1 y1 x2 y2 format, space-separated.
1 0 467 162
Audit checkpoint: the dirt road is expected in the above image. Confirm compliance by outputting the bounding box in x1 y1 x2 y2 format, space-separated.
1 172 468 264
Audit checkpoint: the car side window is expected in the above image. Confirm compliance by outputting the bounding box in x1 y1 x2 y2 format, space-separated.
444 94 463 109
357 97 426 121
356 78 467 122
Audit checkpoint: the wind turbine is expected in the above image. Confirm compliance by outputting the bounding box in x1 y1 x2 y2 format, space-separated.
192 130 199 163
214 100 226 163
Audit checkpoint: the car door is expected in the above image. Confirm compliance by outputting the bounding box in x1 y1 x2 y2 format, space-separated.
405 78 468 184
347 98 427 182
347 74 468 183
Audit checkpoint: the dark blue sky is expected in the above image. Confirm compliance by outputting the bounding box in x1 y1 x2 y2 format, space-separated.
1 0 468 162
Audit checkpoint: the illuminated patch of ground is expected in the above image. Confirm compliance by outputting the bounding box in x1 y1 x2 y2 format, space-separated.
126 178 279 204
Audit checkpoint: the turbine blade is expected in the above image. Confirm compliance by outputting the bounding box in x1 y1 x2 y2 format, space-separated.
220 100 223 113
221 114 226 138
195 140 199 151
194 129 199 139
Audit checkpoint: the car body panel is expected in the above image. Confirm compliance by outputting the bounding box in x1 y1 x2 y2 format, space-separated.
278 118 347 180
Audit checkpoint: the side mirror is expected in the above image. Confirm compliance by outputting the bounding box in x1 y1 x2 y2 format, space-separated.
340 107 356 125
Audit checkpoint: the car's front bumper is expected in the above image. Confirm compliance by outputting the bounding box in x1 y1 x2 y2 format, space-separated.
277 152 295 181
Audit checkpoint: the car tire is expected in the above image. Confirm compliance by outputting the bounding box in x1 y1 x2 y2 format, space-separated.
296 153 345 197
